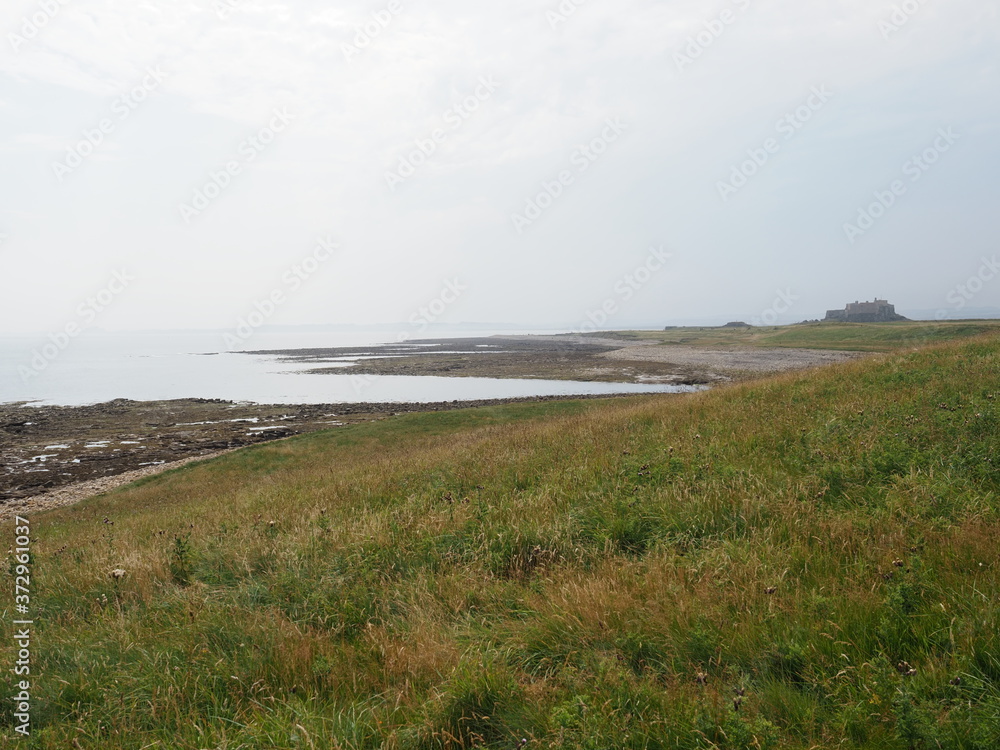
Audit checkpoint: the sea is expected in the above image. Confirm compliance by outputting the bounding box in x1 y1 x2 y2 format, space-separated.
0 329 699 407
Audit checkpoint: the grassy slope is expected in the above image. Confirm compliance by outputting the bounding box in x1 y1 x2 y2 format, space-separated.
6 337 1000 749
611 320 1000 351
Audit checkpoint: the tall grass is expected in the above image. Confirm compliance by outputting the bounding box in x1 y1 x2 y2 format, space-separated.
3 337 1000 748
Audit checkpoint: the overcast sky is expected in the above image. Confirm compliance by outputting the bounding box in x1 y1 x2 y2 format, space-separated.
1 0 998 335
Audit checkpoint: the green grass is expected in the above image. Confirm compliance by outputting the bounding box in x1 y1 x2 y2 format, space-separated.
609 319 1000 351
5 334 1000 748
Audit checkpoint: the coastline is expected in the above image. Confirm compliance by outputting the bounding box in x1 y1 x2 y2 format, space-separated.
2 330 881 514
0 393 664 513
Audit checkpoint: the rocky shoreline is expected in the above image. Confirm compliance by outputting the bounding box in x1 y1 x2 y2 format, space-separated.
0 393 637 512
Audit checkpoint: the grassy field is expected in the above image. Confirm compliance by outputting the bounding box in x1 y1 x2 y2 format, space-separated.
4 333 1000 748
609 320 1000 352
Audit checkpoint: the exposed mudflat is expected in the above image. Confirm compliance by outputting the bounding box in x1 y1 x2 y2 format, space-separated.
255 335 719 385
252 334 869 383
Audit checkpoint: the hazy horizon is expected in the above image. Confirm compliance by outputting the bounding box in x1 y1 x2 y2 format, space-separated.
6 307 1000 341
2 1 998 339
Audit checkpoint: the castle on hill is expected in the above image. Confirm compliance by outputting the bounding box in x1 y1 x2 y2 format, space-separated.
824 299 908 323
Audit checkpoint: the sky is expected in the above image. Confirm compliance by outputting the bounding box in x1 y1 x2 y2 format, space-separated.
1 0 998 336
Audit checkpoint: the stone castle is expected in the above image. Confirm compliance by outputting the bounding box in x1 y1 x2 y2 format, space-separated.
824 299 908 323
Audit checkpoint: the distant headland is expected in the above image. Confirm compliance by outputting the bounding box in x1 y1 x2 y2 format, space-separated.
823 298 909 323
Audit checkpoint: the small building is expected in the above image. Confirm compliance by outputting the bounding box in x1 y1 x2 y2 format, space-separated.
824 299 908 323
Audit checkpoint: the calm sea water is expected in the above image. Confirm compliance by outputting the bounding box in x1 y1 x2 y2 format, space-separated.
0 330 699 406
